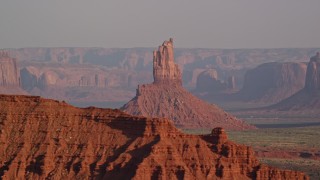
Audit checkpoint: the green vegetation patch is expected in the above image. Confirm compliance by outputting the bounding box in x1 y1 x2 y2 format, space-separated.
227 126 320 150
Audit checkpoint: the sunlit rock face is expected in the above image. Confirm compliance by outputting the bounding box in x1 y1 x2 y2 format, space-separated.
0 94 309 180
153 38 182 85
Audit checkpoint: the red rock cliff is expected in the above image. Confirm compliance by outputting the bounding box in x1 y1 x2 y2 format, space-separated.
0 95 308 179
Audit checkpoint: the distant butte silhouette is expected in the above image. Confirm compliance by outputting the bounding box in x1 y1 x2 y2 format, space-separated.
0 50 27 95
271 52 320 111
121 39 255 130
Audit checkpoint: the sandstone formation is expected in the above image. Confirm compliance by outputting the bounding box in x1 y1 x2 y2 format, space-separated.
0 51 27 95
236 62 307 104
0 94 308 179
195 69 229 93
0 51 20 87
153 38 182 85
272 52 320 112
121 39 255 130
4 47 315 107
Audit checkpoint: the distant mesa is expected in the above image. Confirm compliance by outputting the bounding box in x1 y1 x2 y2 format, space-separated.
272 52 320 111
195 69 232 93
3 46 316 106
121 39 255 130
235 62 307 104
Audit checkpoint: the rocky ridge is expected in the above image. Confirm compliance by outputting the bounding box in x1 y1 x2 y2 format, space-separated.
0 94 309 179
121 39 254 130
153 38 182 85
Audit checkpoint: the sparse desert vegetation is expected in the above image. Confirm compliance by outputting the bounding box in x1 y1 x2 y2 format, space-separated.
183 124 320 180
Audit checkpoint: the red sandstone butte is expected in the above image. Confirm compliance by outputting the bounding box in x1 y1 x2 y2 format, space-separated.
0 94 308 179
121 39 255 130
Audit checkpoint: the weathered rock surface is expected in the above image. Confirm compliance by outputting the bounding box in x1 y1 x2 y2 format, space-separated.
0 94 309 179
121 39 255 130
236 62 307 104
0 51 20 87
272 52 320 112
0 51 27 95
153 38 182 85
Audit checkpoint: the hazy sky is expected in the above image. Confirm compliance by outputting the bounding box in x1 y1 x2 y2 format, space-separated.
1 0 320 49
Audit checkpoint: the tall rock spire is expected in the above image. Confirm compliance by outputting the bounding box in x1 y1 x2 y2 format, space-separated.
122 39 255 130
153 38 182 85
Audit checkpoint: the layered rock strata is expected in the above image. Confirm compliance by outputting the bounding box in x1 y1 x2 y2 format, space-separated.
122 39 255 130
0 94 308 179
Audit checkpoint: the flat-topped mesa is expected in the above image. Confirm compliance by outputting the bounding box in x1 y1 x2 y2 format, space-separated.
153 38 182 85
305 52 320 93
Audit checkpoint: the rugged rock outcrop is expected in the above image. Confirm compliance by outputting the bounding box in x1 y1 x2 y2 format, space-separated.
272 52 320 112
0 51 20 87
0 51 27 95
153 38 182 85
0 94 308 179
121 39 255 130
236 62 307 104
